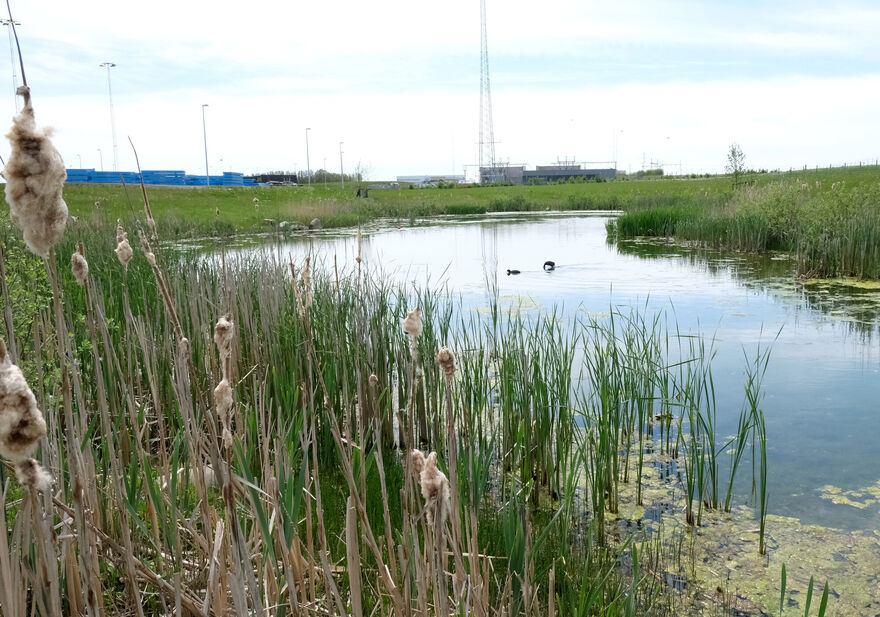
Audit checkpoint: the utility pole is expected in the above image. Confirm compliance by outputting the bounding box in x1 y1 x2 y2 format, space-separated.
305 127 311 188
1 19 21 113
339 141 344 189
99 62 119 171
201 104 210 185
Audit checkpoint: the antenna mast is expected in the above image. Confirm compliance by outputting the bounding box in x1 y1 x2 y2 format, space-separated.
479 0 497 183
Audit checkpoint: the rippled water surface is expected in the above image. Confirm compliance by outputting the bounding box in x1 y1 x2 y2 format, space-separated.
192 212 880 532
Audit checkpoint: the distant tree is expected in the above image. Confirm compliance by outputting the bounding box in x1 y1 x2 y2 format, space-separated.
726 143 746 188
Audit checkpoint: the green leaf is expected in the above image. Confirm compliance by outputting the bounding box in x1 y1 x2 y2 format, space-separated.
779 563 787 615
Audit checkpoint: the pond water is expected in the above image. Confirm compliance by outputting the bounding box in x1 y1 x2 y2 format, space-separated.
193 212 880 534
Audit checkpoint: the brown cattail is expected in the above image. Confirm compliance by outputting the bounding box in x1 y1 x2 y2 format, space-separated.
411 449 450 529
213 316 234 364
15 457 52 491
402 307 422 339
71 243 88 286
177 337 191 358
115 221 133 270
302 256 312 310
436 347 456 380
213 379 234 449
411 448 426 476
214 315 235 447
3 86 68 258
0 343 52 490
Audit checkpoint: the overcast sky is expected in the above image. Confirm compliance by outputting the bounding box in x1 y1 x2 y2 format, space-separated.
3 0 880 180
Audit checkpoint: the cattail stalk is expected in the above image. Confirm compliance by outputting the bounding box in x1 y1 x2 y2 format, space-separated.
0 244 18 363
78 266 145 615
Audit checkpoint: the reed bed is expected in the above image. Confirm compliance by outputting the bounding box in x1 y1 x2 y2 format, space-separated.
609 179 880 279
0 201 782 615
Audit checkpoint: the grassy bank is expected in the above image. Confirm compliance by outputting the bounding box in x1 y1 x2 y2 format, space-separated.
609 166 880 278
61 175 734 238
0 205 798 615
57 164 880 280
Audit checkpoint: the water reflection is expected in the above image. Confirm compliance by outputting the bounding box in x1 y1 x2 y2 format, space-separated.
614 237 880 340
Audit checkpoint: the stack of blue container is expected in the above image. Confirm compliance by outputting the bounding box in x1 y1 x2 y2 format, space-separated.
65 168 93 182
140 170 187 185
63 169 259 187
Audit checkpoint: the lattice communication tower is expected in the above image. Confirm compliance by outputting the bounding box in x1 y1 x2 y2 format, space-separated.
479 0 498 182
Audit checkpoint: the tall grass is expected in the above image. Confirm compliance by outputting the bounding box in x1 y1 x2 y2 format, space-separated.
610 179 880 279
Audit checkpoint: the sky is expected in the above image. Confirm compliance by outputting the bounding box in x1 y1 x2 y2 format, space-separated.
2 0 880 181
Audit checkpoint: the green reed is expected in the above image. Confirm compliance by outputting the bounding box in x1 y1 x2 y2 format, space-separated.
610 178 880 279
0 206 790 615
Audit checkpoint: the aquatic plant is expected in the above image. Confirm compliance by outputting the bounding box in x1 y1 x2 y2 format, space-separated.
3 86 67 259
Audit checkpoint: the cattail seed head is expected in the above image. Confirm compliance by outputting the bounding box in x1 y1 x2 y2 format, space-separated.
115 229 133 269
15 457 52 491
3 86 68 258
411 449 450 529
213 378 234 449
177 337 191 358
402 307 422 339
411 448 426 476
214 316 234 364
302 257 312 309
436 347 456 380
71 244 88 286
0 347 52 489
115 219 125 245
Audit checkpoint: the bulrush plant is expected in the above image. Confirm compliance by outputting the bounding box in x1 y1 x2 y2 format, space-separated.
3 86 67 259
0 336 51 490
114 218 133 270
213 314 235 448
70 241 88 286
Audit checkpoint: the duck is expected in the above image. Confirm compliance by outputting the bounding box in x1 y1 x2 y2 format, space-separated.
506 269 521 275
543 260 556 271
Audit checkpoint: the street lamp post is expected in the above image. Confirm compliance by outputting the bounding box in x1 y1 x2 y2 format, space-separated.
77 154 82 168
339 141 344 189
1 19 21 113
201 104 210 186
97 148 103 172
99 62 118 172
305 127 311 188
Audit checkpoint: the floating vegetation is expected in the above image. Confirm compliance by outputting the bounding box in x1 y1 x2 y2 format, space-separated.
817 481 880 510
608 449 880 617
